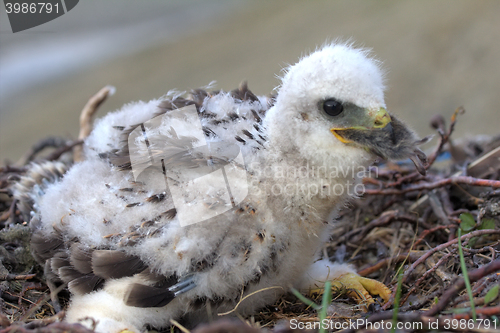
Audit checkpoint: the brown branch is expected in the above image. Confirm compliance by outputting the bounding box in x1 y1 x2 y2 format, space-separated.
412 224 455 248
383 229 500 310
20 137 67 164
0 273 37 281
451 304 500 319
365 176 500 195
348 211 431 243
357 252 421 276
362 177 383 186
22 311 65 329
426 107 464 169
399 251 455 306
46 139 83 161
73 86 114 162
385 171 423 187
426 258 500 316
450 276 492 307
400 288 444 312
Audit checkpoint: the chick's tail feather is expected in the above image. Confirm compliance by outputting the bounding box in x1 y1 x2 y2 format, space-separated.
12 161 68 223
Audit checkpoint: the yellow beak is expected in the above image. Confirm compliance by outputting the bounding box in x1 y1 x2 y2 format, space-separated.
330 107 392 143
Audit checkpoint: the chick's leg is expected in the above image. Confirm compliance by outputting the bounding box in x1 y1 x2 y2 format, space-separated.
328 273 391 307
297 259 391 310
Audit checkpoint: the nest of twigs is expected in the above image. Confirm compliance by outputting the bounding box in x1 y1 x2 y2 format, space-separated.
1 88 499 333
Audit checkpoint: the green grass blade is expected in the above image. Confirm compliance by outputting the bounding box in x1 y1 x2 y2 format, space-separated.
291 282 332 333
290 288 321 311
318 281 332 333
457 229 477 321
391 269 404 333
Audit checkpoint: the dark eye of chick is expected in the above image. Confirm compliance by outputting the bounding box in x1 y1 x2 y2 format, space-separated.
323 99 344 116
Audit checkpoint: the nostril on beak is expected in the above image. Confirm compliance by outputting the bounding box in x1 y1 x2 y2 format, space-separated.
373 108 392 129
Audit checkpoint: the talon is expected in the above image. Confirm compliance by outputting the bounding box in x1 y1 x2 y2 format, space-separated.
309 273 391 311
356 275 391 302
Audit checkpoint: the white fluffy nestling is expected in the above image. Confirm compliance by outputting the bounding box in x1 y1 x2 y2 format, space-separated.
14 43 427 333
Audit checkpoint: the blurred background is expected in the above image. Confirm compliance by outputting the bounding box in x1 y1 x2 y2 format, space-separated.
1 0 500 163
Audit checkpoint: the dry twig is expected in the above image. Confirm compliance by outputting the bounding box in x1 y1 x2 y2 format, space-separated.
383 229 500 309
426 259 500 316
73 85 115 162
365 176 500 195
357 252 421 277
0 273 37 281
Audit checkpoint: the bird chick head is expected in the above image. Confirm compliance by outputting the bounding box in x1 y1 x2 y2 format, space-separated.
266 43 427 174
